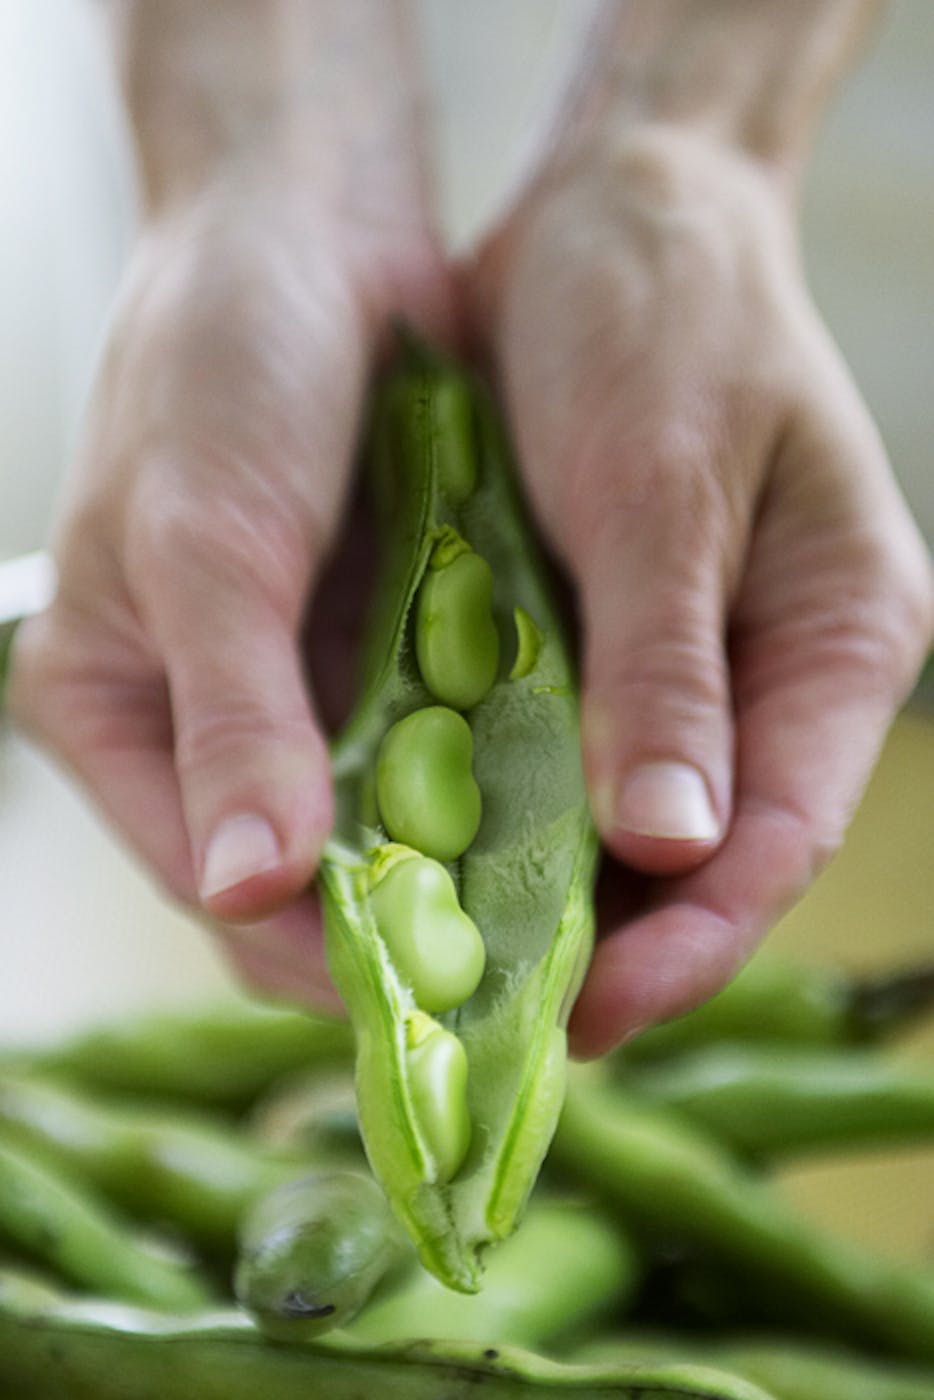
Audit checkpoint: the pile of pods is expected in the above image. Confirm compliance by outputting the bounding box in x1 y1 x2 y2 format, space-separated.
2 950 934 1399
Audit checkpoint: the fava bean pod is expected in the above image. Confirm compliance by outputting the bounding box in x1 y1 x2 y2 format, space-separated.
319 340 598 1290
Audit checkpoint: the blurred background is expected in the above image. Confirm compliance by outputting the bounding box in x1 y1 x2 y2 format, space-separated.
1 0 932 1259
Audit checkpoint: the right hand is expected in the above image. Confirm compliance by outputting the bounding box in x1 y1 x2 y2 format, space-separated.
8 165 454 1008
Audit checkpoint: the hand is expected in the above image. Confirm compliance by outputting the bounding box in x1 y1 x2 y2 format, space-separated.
470 124 934 1055
8 154 453 1007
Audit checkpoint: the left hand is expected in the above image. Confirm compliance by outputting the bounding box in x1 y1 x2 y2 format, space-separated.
468 125 934 1055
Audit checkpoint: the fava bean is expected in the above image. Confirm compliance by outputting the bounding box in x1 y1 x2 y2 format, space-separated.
415 529 499 709
375 706 481 862
430 373 478 505
405 1012 471 1184
235 1170 408 1339
369 845 486 1012
510 606 543 681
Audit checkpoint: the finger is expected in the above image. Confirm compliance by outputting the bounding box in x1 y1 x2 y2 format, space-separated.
8 610 197 902
569 662 903 1059
571 440 738 876
135 486 333 923
569 788 815 1059
217 892 346 1017
570 419 933 1058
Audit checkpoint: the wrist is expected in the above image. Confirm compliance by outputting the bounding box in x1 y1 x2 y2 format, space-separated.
548 0 887 181
110 0 427 219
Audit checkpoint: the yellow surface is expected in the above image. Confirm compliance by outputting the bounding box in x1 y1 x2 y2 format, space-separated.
769 709 934 1263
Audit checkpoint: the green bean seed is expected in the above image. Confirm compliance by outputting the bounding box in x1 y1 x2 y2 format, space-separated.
370 845 485 1012
431 373 477 505
235 1170 407 1339
376 707 481 862
405 1013 471 1183
509 606 543 681
415 530 499 710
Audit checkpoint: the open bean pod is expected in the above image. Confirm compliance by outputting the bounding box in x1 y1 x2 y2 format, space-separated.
319 340 598 1291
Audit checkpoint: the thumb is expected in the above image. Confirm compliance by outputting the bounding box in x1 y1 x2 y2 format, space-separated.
140 505 332 923
574 464 735 875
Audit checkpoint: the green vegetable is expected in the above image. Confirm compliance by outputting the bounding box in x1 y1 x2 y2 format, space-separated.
248 1069 363 1161
415 528 500 709
369 845 486 1013
569 1333 934 1400
627 1044 934 1160
320 343 598 1290
10 1001 353 1110
235 1170 408 1339
510 606 543 681
0 1071 304 1252
348 1197 640 1352
553 1068 934 1363
618 956 934 1064
404 1011 472 1183
0 1268 776 1400
717 1339 934 1400
0 1136 209 1311
375 705 482 861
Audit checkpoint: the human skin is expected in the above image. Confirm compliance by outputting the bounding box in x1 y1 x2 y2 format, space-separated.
468 0 934 1054
8 1 933 1049
7 0 455 1008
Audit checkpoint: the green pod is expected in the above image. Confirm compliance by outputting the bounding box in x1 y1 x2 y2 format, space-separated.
321 344 598 1290
370 845 486 1013
349 1198 639 1352
0 1135 209 1312
0 1070 303 1254
0 1268 779 1400
14 999 353 1111
554 1068 934 1365
235 1170 408 1339
249 1069 364 1162
405 1012 471 1183
569 1333 934 1400
415 529 499 709
626 1043 934 1161
376 706 481 862
616 954 934 1066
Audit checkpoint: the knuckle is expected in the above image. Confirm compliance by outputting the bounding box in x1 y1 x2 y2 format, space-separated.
174 696 283 774
596 623 729 732
129 458 310 620
838 528 934 693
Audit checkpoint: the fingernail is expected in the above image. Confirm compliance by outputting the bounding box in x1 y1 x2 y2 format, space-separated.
615 762 719 842
200 814 282 900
